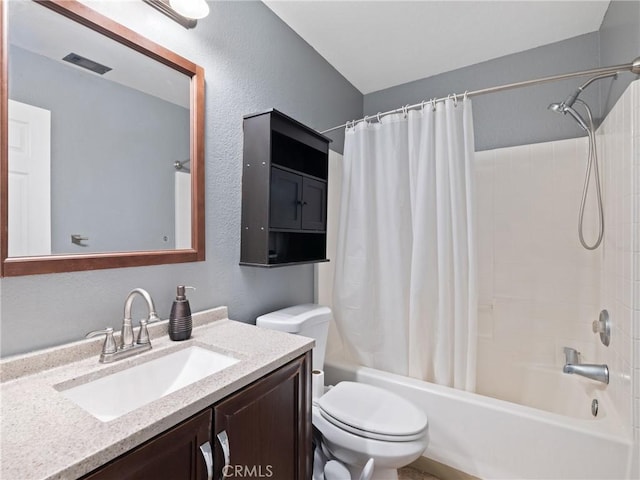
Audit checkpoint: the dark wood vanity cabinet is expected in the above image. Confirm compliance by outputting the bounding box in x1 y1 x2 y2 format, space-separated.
241 109 331 267
213 352 311 480
82 409 212 480
81 353 311 480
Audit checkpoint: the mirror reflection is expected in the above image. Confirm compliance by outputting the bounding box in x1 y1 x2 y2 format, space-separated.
7 0 192 257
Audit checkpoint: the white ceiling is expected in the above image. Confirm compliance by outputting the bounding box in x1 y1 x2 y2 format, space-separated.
263 1 611 94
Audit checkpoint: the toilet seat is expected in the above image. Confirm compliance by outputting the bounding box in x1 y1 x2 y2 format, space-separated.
316 382 428 442
312 406 429 475
318 409 426 442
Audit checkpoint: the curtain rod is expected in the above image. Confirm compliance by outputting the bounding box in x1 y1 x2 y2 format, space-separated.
320 56 640 135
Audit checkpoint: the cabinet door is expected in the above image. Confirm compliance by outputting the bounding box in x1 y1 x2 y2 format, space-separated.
269 167 302 230
82 410 212 480
301 177 326 231
213 353 311 480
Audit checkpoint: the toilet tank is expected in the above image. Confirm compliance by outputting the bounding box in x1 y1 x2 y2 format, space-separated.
256 304 331 371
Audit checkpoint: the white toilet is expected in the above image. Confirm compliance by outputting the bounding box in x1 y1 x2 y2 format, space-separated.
256 304 428 480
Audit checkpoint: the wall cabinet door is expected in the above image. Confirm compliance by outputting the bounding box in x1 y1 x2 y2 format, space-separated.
82 409 212 480
301 177 326 231
212 353 311 480
270 167 302 230
270 168 326 232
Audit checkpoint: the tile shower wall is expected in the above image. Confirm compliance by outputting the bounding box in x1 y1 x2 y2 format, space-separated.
475 79 638 441
597 79 639 441
474 137 602 405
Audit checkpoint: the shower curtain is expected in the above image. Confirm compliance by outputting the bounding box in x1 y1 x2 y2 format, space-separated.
333 98 478 391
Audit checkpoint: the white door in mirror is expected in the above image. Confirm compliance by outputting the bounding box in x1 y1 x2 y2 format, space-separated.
175 170 191 249
8 100 51 257
59 346 239 422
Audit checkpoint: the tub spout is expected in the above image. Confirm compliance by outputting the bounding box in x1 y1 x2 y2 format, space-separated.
563 363 609 384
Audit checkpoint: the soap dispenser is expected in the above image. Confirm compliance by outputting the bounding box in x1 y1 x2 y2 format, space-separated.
169 286 194 341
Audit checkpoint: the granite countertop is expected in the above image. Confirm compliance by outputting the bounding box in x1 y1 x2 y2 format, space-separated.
0 307 313 480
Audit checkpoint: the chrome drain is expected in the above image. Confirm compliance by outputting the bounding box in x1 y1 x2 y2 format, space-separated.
591 399 599 417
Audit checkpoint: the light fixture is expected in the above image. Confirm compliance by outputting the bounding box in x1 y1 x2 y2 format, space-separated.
143 0 209 29
169 0 209 19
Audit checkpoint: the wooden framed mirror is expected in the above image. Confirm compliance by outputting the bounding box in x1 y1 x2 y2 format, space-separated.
1 0 205 276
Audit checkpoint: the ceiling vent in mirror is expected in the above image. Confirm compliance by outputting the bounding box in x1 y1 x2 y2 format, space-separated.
62 53 112 75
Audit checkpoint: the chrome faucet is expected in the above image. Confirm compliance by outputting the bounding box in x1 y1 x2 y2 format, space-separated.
121 288 160 349
87 288 160 363
562 347 609 384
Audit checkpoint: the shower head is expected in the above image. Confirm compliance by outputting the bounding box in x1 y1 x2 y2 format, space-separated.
548 102 564 113
548 71 618 132
547 101 588 131
547 85 583 125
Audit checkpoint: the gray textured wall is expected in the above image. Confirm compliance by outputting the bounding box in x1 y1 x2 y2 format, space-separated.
0 1 362 357
364 32 602 151
10 45 189 254
364 0 639 152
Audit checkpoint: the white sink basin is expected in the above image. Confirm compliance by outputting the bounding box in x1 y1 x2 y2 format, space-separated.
59 346 239 422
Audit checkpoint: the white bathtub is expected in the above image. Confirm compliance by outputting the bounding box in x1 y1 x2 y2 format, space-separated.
323 359 634 480
509 364 612 420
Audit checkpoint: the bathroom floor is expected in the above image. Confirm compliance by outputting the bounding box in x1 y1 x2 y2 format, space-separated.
398 467 439 480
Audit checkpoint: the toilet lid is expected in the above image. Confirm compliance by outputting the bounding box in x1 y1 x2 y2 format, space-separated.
316 382 428 440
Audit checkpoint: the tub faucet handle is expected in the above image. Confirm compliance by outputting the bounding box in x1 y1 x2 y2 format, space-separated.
563 347 579 364
591 310 610 346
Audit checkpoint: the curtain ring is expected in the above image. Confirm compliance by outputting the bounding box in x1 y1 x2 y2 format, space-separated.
420 100 427 111
452 93 458 107
377 112 382 123
363 115 370 125
463 90 469 101
431 98 437 111
402 104 409 118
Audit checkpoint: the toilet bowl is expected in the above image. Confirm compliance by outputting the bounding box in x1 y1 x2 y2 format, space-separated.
256 305 429 480
314 381 428 480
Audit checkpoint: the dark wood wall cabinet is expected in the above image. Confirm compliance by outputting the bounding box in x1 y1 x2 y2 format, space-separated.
241 109 331 267
81 353 311 480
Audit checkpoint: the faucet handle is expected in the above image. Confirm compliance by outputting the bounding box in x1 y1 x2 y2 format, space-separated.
136 319 151 346
563 347 580 364
86 327 117 355
592 310 611 346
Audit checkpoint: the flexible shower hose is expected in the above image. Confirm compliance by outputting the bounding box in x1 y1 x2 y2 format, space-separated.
575 99 604 250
